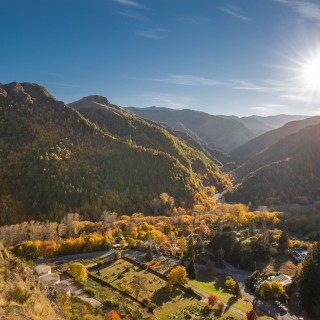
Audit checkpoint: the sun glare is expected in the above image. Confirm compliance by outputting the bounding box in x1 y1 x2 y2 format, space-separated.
302 54 320 91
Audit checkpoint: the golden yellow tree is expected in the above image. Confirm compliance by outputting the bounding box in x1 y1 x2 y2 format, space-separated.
166 266 189 291
70 262 87 282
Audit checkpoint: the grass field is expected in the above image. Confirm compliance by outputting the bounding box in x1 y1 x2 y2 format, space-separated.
190 272 253 313
95 259 166 300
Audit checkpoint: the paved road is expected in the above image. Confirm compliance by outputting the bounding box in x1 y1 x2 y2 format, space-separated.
35 250 115 264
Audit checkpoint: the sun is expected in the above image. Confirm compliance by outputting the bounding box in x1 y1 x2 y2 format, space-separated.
301 54 320 91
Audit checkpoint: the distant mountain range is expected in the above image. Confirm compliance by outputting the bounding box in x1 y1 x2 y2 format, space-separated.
127 107 308 152
0 82 229 224
227 117 320 205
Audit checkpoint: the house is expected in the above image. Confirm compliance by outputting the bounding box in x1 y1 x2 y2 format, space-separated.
34 264 51 276
290 248 309 262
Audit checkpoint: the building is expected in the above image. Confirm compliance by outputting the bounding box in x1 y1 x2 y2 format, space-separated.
39 273 60 287
270 274 292 288
34 264 51 276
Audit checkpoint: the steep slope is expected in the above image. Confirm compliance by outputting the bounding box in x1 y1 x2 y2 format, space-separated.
226 123 320 205
0 83 229 224
127 107 256 152
231 116 320 165
0 243 61 319
70 96 229 173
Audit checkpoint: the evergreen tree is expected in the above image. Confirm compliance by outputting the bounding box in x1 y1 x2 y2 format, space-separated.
298 242 320 314
278 230 290 251
186 259 197 280
186 237 194 259
145 244 153 262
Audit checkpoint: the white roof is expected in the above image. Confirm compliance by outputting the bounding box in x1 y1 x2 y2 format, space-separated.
39 273 60 286
271 274 292 287
34 264 51 275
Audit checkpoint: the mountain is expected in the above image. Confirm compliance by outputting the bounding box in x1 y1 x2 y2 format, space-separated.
231 116 320 165
226 123 320 205
219 115 274 136
0 82 229 224
249 114 309 129
127 107 256 152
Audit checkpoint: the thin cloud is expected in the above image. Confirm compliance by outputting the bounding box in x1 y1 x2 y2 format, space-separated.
113 0 144 9
220 5 249 21
273 0 320 22
148 75 223 86
250 104 287 115
177 14 212 25
117 10 146 20
135 28 166 39
124 92 198 109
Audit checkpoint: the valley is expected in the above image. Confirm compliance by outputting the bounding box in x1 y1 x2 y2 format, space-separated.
0 82 320 320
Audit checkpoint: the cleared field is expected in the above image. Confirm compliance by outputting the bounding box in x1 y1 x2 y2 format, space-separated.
123 251 180 275
257 255 297 277
94 259 166 300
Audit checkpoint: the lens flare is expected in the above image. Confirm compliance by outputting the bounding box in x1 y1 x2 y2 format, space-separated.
302 54 320 91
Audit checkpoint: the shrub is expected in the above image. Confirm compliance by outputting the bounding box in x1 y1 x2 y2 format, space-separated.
7 287 30 304
208 294 218 307
246 309 258 320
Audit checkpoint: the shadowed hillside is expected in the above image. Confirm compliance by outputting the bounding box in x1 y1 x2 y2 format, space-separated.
0 83 229 224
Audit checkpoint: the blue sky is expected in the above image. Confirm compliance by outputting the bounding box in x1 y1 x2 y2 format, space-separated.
1 0 320 116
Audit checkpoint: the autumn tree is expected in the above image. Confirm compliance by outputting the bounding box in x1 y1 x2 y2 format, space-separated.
167 266 189 291
106 310 122 320
101 211 118 228
208 294 218 307
120 239 126 249
70 262 87 282
246 309 258 320
61 213 80 237
224 275 237 294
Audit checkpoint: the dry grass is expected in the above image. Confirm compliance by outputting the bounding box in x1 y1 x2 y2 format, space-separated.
0 243 61 320
257 254 297 277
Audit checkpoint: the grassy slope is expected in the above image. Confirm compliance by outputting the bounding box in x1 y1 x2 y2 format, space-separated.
0 243 61 320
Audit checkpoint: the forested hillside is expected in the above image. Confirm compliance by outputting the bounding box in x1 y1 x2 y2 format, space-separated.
0 82 229 225
232 116 320 165
70 96 227 172
226 123 320 205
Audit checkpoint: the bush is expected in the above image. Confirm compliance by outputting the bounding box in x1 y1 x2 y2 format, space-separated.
8 287 30 304
115 251 121 260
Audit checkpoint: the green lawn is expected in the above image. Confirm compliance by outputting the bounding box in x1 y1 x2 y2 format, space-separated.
190 272 253 313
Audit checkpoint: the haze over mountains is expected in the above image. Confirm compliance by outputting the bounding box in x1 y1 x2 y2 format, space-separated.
127 106 308 152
